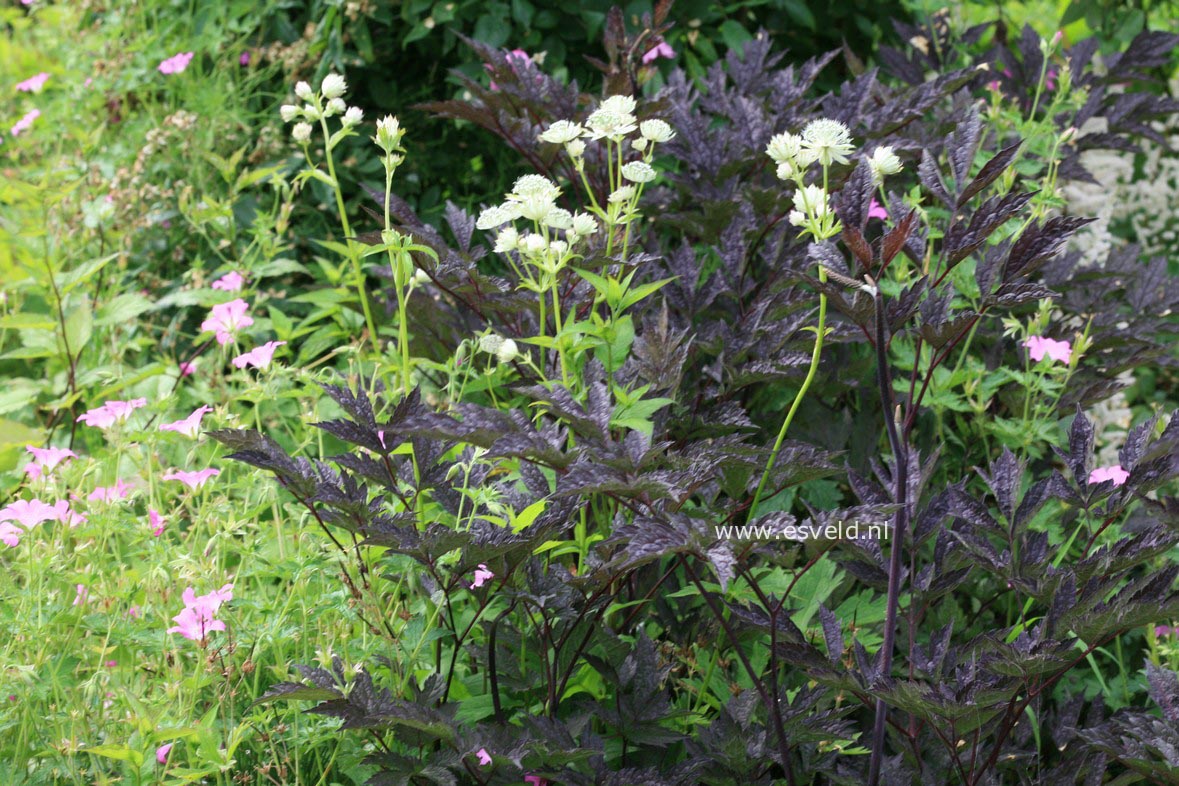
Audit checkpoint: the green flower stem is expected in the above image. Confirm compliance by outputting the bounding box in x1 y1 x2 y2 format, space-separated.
319 115 378 348
749 268 829 519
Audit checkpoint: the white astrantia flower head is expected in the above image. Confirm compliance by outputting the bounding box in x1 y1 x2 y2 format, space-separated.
518 195 555 222
496 338 519 364
478 334 505 355
280 104 301 123
801 118 854 167
508 175 560 203
776 162 799 181
766 132 803 166
565 139 586 159
868 146 903 183
302 103 322 121
632 137 648 153
476 205 511 230
599 94 637 115
792 184 833 219
375 115 404 152
342 106 364 127
321 73 347 100
608 185 635 203
539 120 585 144
549 239 568 256
291 122 313 144
639 119 675 143
521 234 548 255
788 210 807 227
325 97 346 117
294 81 313 101
621 161 656 183
571 212 597 236
494 226 519 253
544 208 573 230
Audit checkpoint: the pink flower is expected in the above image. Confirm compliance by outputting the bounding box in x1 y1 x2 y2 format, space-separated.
11 109 40 137
210 271 244 291
470 563 494 589
159 405 212 438
239 51 250 66
89 480 133 502
0 498 60 529
76 398 147 429
156 743 173 763
987 79 1001 91
476 748 492 766
524 777 548 786
158 52 194 75
0 522 24 548
179 361 196 378
232 341 286 371
1023 336 1071 365
487 49 533 90
641 40 675 65
162 468 220 490
868 198 888 221
15 72 50 93
200 299 253 345
73 584 88 606
128 606 141 619
167 584 233 641
1045 67 1058 92
149 508 166 536
105 660 117 667
1088 465 1129 487
25 445 77 473
53 500 86 527
1156 625 1177 637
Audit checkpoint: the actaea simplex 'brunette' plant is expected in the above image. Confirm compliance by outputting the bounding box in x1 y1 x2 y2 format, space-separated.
211 14 1179 786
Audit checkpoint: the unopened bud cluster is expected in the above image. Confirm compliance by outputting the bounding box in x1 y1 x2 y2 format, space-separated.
280 73 366 145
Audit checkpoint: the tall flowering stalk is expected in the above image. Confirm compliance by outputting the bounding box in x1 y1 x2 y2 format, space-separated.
280 74 376 346
748 120 868 520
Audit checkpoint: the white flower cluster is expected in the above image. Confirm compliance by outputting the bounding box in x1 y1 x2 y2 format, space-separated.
766 118 857 179
478 333 519 364
537 95 676 162
476 175 599 255
787 184 835 228
280 73 365 143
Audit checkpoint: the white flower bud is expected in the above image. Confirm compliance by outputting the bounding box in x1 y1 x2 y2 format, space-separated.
548 240 568 256
608 185 635 203
543 208 573 230
478 334 504 355
320 73 347 100
294 81 313 100
280 104 301 123
868 146 903 183
342 106 364 127
631 137 648 152
494 226 519 252
521 234 547 255
566 139 586 159
496 338 518 364
639 119 675 143
325 97 346 117
621 161 656 183
291 122 313 144
302 103 322 121
375 115 404 152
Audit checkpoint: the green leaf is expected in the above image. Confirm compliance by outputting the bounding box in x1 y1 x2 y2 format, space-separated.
84 744 145 768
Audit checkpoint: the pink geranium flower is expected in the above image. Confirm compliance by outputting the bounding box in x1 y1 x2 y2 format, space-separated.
156 743 173 763
162 468 220 490
476 748 492 766
159 405 212 438
76 398 147 429
11 109 40 137
73 584 88 606
868 198 888 220
210 271 244 291
641 40 675 65
179 361 196 378
149 508 166 536
1023 336 1071 365
1088 465 1129 486
167 583 233 641
470 563 494 589
200 299 253 345
158 52 194 75
23 445 77 480
524 776 548 786
15 72 49 93
0 498 60 529
232 341 286 370
89 480 133 502
1155 624 1177 637
239 51 250 66
54 500 86 527
0 522 23 548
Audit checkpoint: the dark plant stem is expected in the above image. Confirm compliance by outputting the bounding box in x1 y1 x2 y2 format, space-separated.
868 284 910 786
